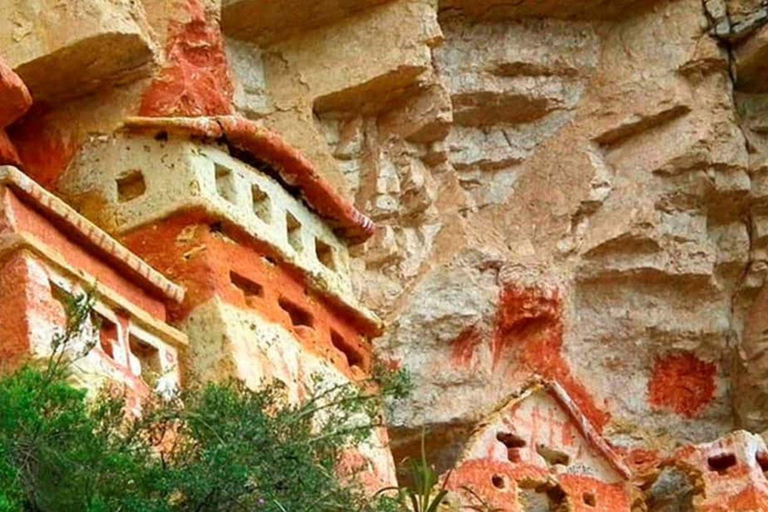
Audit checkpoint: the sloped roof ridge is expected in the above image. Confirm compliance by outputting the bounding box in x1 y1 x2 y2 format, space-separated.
465 377 632 480
122 115 376 243
0 165 185 303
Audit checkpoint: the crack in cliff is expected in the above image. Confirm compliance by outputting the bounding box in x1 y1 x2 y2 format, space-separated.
702 0 766 429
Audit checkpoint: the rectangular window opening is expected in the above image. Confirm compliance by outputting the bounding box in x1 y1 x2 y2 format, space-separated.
215 164 237 204
251 184 271 222
116 170 147 203
496 432 526 448
286 212 303 253
315 239 337 271
708 453 737 475
497 432 526 463
230 271 264 306
50 282 72 308
278 297 314 328
330 330 363 370
92 312 117 360
129 335 162 382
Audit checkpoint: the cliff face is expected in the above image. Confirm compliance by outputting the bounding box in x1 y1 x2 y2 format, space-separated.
2 0 768 508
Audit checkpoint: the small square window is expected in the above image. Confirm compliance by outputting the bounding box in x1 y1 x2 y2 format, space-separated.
286 212 303 253
251 184 271 222
129 335 162 382
116 170 146 203
279 298 313 328
215 164 237 204
315 239 336 270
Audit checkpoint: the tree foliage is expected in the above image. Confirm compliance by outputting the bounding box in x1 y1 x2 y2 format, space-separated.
0 293 411 511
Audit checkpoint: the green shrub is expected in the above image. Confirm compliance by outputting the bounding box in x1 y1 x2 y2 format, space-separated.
0 292 412 511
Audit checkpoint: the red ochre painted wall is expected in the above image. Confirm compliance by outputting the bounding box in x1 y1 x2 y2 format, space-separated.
673 433 768 512
0 252 36 364
0 188 168 320
121 215 372 378
647 351 717 418
0 251 152 409
445 460 632 512
446 459 550 512
558 474 632 512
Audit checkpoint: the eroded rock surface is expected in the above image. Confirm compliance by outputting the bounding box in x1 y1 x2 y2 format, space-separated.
3 0 768 508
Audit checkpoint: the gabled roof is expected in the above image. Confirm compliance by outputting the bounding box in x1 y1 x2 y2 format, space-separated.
122 116 376 243
0 165 185 303
463 378 632 480
540 381 631 479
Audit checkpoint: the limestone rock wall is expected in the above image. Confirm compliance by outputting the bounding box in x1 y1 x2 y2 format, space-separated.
2 0 768 505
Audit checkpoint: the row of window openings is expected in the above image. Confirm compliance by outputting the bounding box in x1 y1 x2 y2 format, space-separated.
214 165 338 270
49 282 161 384
490 475 594 509
115 168 338 272
230 271 363 370
95 314 162 384
492 433 768 506
493 432 598 507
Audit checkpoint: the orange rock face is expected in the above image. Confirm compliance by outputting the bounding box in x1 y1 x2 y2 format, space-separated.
7 109 78 189
0 59 32 128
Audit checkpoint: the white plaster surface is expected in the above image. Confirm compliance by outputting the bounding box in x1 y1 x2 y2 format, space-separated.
59 135 377 325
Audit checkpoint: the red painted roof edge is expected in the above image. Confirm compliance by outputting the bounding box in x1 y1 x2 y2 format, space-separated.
122 116 376 243
544 380 633 480
0 165 185 303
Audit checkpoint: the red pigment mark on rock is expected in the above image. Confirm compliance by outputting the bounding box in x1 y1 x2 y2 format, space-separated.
7 109 77 189
648 352 716 418
0 55 32 168
139 0 233 117
494 284 611 432
451 324 482 367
